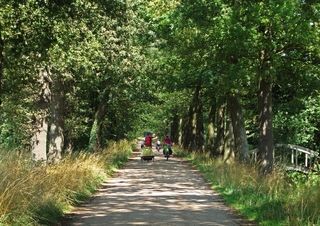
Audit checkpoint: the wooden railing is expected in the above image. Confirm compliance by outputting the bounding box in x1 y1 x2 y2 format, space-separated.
249 144 319 173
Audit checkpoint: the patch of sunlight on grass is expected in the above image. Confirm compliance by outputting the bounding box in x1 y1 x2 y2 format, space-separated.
185 151 320 226
0 140 133 225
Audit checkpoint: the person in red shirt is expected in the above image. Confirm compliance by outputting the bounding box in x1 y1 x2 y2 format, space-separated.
144 134 152 148
163 135 172 155
163 135 172 145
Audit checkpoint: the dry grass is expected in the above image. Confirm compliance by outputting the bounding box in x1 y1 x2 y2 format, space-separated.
189 152 320 226
0 140 132 225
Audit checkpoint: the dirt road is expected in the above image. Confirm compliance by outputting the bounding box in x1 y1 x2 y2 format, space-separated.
64 144 252 225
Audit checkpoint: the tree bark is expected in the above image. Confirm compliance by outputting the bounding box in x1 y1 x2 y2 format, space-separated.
223 118 235 163
170 111 180 144
89 99 107 151
32 116 49 162
182 85 204 151
31 68 51 162
212 103 225 157
257 76 274 174
195 92 204 151
206 102 216 152
0 32 4 106
47 72 65 163
182 111 192 150
178 118 183 146
227 94 249 162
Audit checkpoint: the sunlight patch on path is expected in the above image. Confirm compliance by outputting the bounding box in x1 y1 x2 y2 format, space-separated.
65 147 250 226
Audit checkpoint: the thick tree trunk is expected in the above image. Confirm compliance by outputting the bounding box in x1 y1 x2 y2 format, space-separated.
223 118 235 163
182 111 192 150
47 73 64 163
32 116 49 162
182 85 204 151
212 103 225 157
257 77 274 174
31 68 51 162
227 94 249 162
0 33 3 106
206 103 216 152
195 94 204 151
170 112 180 144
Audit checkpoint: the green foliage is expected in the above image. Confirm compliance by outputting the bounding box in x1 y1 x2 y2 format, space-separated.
171 146 189 158
1 0 319 153
274 93 320 149
189 152 320 225
32 200 65 226
0 0 319 224
0 0 152 151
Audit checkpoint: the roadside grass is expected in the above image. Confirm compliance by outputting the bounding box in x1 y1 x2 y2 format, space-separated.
173 148 320 226
0 140 133 226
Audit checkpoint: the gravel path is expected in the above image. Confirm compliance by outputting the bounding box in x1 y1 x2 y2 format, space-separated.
64 143 253 226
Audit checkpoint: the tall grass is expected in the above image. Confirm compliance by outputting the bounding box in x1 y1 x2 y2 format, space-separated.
186 151 320 226
0 140 132 225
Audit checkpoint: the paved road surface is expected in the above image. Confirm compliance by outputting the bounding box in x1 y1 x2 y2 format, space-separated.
64 143 253 226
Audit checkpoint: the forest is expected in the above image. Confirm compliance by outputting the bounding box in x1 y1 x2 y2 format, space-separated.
0 0 320 225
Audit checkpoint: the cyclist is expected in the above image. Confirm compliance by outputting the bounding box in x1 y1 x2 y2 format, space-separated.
163 135 173 155
156 139 161 152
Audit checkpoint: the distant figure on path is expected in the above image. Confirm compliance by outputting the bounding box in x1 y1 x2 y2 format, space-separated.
163 135 172 155
144 134 152 148
156 139 161 151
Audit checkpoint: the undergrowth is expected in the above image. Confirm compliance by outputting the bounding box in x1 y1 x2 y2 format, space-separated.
0 140 133 226
177 149 320 226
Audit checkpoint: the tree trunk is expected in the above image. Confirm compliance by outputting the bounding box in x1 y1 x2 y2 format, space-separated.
227 94 249 162
31 68 51 162
212 103 225 157
32 116 49 162
257 76 274 174
182 111 192 150
182 85 204 151
170 112 180 144
223 118 235 163
178 118 183 146
47 72 64 163
89 100 107 151
206 102 216 152
195 92 204 151
0 33 3 106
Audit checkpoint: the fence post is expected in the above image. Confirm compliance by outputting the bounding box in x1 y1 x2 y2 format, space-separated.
305 153 308 167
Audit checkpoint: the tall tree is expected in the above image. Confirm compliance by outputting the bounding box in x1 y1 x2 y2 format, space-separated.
227 94 249 162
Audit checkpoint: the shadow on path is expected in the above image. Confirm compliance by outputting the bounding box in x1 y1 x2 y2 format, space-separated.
63 142 254 226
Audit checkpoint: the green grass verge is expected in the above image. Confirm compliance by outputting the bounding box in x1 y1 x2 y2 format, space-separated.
175 149 320 226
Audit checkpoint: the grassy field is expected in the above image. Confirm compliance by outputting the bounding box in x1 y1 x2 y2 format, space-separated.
174 148 320 226
0 140 133 226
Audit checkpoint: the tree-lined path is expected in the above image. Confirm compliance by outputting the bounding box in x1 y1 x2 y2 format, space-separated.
64 146 251 225
0 0 319 225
